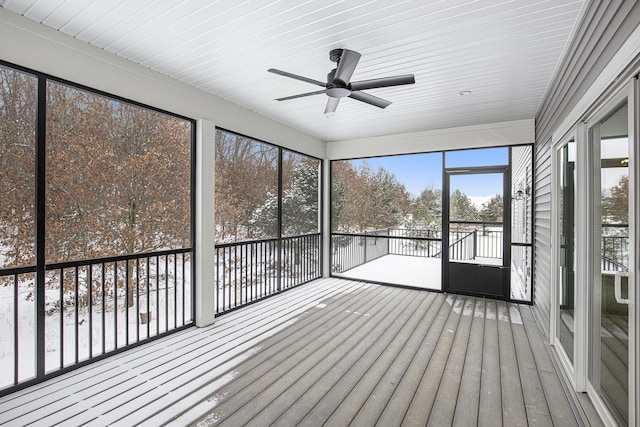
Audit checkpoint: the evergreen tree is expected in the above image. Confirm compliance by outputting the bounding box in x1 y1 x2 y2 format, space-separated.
250 161 319 237
409 187 442 230
479 194 503 222
449 189 478 222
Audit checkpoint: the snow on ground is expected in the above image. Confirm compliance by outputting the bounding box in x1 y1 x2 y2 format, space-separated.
339 253 532 303
0 261 192 389
338 254 442 290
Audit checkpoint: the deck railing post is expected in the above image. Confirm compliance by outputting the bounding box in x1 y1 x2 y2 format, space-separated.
363 231 367 263
473 230 478 260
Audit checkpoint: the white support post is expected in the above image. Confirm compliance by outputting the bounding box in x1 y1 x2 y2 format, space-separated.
195 119 216 327
323 159 331 277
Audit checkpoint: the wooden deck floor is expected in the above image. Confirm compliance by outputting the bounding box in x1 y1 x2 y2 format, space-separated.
0 278 589 426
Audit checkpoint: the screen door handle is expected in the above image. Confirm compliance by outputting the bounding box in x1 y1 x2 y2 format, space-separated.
614 271 631 305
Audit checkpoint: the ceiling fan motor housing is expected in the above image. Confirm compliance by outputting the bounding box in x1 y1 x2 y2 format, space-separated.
329 48 344 63
326 68 351 98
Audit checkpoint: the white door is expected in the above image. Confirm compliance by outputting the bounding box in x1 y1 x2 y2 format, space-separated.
586 87 636 426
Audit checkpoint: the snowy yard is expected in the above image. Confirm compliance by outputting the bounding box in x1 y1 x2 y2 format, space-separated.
337 254 442 290
0 256 192 390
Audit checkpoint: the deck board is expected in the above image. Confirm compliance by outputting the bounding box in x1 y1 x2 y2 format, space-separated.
403 294 463 424
426 296 474 426
451 298 485 427
0 278 592 427
510 304 552 427
478 299 502 427
497 301 527 426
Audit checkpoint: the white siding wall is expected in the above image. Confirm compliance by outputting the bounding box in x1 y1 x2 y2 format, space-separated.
534 0 640 338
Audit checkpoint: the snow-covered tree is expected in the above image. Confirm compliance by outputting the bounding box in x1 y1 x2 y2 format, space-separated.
331 161 411 232
449 189 479 223
409 187 442 230
250 160 319 237
479 194 503 222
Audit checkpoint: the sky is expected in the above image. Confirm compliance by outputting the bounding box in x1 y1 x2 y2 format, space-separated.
349 147 509 198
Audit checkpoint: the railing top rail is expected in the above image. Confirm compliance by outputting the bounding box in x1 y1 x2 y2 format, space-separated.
44 247 192 270
449 220 504 226
331 232 442 242
282 232 321 242
0 265 38 277
215 232 320 249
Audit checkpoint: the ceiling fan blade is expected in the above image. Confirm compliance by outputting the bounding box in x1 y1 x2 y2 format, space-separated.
275 90 325 101
324 97 340 114
349 91 392 109
350 74 415 91
268 68 326 87
333 49 361 84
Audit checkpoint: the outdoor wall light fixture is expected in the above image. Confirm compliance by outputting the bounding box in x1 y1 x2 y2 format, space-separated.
513 185 530 201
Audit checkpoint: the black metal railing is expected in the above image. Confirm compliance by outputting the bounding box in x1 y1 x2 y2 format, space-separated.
0 248 193 392
601 224 629 272
215 233 321 314
332 229 442 274
331 229 391 274
332 222 506 274
448 230 476 261
388 228 442 257
449 221 504 260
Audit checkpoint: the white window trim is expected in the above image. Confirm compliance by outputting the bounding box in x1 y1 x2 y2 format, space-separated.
550 129 584 391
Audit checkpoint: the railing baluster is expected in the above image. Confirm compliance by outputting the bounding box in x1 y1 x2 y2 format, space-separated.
101 262 106 355
74 266 79 364
88 265 93 359
136 258 140 343
215 248 220 313
174 253 178 329
125 261 129 346
182 253 186 325
146 258 150 339
14 274 19 385
59 268 64 369
155 256 160 336
114 261 118 349
165 255 169 333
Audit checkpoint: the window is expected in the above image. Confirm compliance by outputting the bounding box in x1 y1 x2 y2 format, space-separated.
46 81 192 262
214 129 322 313
214 130 278 243
0 62 194 391
0 64 37 386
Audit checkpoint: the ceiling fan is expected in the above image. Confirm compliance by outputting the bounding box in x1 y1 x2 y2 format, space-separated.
268 48 415 115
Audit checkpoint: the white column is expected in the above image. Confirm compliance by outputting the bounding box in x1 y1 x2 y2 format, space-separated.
323 159 331 277
195 119 216 327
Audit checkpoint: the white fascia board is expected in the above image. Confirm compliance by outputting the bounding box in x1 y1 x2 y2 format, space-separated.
326 119 534 160
0 8 326 159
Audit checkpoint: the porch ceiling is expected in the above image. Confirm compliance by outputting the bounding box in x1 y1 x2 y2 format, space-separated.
0 0 585 142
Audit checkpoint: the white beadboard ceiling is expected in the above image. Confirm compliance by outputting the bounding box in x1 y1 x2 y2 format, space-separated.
0 0 585 142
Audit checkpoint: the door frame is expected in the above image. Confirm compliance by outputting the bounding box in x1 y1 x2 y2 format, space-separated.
551 131 585 390
583 81 636 427
443 165 511 299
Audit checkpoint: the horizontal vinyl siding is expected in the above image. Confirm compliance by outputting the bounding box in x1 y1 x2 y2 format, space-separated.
534 138 553 333
533 0 640 337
